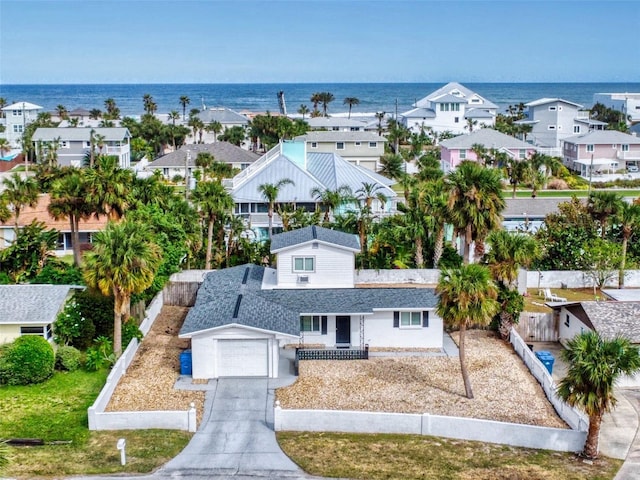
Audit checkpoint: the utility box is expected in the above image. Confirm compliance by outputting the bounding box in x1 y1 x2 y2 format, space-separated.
180 349 192 375
535 350 555 375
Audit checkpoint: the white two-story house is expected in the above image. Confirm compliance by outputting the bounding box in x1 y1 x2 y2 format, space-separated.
293 131 387 171
32 127 132 168
179 226 443 379
1 101 44 150
401 82 498 135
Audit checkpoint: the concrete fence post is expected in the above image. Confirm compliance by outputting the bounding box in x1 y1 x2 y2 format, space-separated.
188 403 197 432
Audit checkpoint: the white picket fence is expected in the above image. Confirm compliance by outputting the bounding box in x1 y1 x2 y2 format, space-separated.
87 289 197 432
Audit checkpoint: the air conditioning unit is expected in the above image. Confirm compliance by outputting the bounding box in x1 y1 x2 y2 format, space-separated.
297 275 310 284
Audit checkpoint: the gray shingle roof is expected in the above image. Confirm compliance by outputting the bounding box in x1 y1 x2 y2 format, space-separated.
0 285 81 325
401 107 436 119
568 302 640 343
270 225 360 252
147 142 260 168
439 128 534 150
563 130 640 145
306 117 368 128
295 131 386 143
179 264 438 337
32 127 130 142
197 107 249 125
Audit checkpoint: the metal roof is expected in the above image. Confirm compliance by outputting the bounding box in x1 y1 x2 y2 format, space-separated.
439 128 534 150
32 127 130 142
414 82 498 110
296 131 387 143
401 107 436 119
180 264 438 337
147 142 260 168
465 108 495 119
525 98 584 109
271 225 360 252
306 117 368 128
0 285 82 325
2 101 43 111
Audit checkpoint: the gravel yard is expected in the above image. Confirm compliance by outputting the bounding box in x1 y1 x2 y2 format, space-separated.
106 306 206 423
277 330 566 429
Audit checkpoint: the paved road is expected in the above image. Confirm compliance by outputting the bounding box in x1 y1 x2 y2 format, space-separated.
614 390 640 480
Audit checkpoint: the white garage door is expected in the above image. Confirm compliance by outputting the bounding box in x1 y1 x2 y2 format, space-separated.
217 339 269 377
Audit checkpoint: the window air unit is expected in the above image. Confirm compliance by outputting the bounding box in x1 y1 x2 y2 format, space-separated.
297 275 310 284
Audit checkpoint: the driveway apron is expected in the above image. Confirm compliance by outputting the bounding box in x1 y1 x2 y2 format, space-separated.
160 378 302 477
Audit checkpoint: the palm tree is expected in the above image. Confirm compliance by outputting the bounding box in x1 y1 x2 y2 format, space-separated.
188 116 204 144
355 182 387 211
192 180 234 269
617 202 640 288
168 110 180 126
465 118 478 133
206 120 223 142
298 104 309 120
55 105 68 121
104 98 120 119
446 161 505 263
1 173 39 230
89 108 102 120
48 168 93 267
179 95 190 120
319 92 335 117
558 331 640 459
343 97 360 119
0 138 11 156
143 94 157 115
378 153 405 180
84 220 162 357
436 264 500 399
311 185 353 223
258 179 295 240
310 93 322 116
505 158 532 198
85 155 132 221
587 191 624 238
375 112 386 136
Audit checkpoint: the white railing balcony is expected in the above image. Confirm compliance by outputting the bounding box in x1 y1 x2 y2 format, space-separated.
106 146 123 154
617 151 640 160
228 143 282 189
575 111 591 119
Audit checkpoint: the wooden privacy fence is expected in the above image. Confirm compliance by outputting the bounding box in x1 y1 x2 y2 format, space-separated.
163 281 202 306
516 312 557 342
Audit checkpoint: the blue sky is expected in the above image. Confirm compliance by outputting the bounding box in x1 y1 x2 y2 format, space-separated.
1 0 639 84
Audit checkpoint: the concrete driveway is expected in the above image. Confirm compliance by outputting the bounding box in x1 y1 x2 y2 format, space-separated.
159 377 302 477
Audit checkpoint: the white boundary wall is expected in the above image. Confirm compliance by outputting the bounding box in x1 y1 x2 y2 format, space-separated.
274 407 586 452
88 289 197 432
356 269 440 285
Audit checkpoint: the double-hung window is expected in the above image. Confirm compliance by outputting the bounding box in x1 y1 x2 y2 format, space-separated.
400 312 422 327
336 142 345 150
622 144 629 152
460 149 466 160
293 256 314 272
586 144 594 153
300 315 320 332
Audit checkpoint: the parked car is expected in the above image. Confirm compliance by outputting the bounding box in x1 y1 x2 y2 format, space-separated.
628 165 638 172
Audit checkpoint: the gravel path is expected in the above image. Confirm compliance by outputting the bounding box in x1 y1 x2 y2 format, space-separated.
106 306 206 423
277 330 566 429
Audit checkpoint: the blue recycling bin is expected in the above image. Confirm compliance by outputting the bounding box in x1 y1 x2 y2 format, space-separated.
180 349 192 375
535 351 555 375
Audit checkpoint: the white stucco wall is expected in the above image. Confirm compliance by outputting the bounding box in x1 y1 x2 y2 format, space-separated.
365 310 443 348
355 269 440 285
557 307 591 344
276 242 356 288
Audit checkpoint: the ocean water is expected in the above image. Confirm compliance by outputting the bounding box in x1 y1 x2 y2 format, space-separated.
1 82 639 117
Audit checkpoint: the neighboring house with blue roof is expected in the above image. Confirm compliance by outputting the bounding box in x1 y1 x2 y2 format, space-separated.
0 284 83 344
179 226 442 379
400 82 498 135
226 140 397 239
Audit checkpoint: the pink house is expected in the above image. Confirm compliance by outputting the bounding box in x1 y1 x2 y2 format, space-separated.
439 129 537 172
562 130 640 176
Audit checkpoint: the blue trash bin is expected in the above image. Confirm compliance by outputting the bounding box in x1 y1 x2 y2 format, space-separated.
535 351 554 375
180 349 192 375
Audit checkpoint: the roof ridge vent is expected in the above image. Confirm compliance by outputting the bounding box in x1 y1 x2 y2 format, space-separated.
242 267 250 285
312 225 317 239
232 294 243 319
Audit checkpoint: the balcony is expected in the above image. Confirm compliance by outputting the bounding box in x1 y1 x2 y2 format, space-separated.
617 150 640 160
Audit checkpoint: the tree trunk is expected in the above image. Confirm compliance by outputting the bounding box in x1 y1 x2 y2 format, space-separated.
584 411 603 459
113 293 124 357
458 323 474 399
268 206 273 240
512 183 517 199
71 214 81 268
619 235 628 288
415 235 424 268
205 218 214 270
498 311 513 341
463 225 472 265
433 225 445 267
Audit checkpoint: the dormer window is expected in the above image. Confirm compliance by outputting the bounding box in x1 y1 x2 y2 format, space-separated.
293 256 314 272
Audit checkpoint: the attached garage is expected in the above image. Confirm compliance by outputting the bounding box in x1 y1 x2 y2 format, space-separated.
217 339 268 377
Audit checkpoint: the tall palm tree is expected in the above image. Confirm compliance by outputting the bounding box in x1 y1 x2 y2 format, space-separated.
143 94 157 115
55 105 68 121
617 202 640 288
179 95 190 121
355 182 387 211
192 180 234 269
84 220 162 357
188 116 205 144
48 168 92 267
168 110 180 126
436 264 500 399
375 112 386 136
297 104 309 120
84 155 132 221
311 185 353 223
587 191 624 238
104 98 120 119
319 92 335 117
1 173 39 230
505 157 532 198
558 331 640 459
378 153 405 181
206 120 223 142
310 93 322 116
446 161 505 263
258 178 295 240
89 108 102 120
343 97 360 119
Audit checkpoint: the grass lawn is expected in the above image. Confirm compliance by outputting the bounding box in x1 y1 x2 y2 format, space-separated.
524 287 602 313
278 432 622 480
0 369 191 478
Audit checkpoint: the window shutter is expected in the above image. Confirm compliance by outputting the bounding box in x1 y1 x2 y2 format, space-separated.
321 316 327 335
393 311 399 328
422 311 429 328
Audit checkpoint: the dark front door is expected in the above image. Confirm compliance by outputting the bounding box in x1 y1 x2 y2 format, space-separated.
336 316 351 345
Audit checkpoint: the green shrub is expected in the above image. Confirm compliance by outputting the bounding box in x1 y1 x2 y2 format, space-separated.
32 263 85 285
84 336 115 371
0 336 55 385
122 320 143 349
53 300 95 350
75 290 114 338
55 345 82 371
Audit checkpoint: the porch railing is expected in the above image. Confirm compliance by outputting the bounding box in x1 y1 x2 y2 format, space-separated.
295 346 369 375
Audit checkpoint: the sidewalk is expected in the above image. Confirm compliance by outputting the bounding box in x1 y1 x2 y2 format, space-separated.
612 390 640 480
